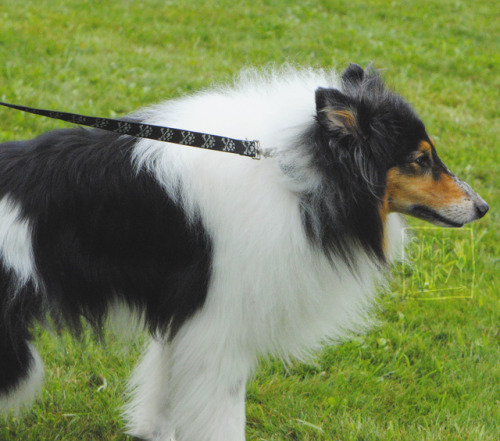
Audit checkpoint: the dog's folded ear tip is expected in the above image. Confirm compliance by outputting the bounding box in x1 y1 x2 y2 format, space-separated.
341 63 365 86
347 62 364 72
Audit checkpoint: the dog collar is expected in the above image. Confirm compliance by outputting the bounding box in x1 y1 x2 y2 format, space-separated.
0 101 264 160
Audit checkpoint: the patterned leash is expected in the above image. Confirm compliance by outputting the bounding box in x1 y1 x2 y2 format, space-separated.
0 101 262 159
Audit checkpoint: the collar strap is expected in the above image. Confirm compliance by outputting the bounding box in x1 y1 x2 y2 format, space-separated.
0 101 262 159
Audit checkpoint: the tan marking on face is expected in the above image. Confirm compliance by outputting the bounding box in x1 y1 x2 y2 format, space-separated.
385 166 467 214
417 140 432 156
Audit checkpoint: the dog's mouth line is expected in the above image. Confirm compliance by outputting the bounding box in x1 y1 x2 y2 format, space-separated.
407 205 464 227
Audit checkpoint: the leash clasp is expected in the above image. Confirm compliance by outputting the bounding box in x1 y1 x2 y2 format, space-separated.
252 141 277 160
252 140 262 160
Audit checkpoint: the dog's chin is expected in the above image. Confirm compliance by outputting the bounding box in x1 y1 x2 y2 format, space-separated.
406 205 465 228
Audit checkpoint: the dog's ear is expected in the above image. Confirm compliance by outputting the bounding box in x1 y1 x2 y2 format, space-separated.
341 63 365 88
315 87 360 136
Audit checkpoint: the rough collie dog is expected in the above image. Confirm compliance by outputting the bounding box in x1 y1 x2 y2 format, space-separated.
0 64 489 441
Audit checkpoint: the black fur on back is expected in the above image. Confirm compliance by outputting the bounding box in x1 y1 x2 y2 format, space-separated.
0 128 212 341
301 64 428 268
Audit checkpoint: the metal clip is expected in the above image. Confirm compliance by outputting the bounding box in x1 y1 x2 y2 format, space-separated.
252 140 262 160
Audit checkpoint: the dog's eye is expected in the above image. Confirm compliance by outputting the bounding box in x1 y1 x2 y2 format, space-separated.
415 155 430 167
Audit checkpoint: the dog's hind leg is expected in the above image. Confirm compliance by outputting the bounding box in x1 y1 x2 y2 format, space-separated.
0 195 45 413
0 330 44 414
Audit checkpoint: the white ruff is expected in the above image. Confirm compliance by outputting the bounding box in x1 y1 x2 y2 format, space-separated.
0 345 44 414
0 195 37 289
126 68 405 440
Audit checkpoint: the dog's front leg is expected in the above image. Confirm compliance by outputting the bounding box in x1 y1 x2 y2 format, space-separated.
124 339 176 441
125 322 252 441
165 318 252 441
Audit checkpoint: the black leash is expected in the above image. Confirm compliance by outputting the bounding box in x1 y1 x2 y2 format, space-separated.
0 101 262 159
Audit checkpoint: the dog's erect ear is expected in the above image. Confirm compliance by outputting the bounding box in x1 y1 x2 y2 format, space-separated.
315 87 360 136
341 63 365 88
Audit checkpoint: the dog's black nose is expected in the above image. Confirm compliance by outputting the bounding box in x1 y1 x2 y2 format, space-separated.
475 202 489 218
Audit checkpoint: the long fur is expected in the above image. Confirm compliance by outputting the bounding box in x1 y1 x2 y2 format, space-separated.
0 65 484 441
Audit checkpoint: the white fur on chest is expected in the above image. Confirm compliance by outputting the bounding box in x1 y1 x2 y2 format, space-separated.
132 67 404 359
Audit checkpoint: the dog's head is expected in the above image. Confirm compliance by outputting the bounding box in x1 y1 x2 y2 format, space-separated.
315 63 489 228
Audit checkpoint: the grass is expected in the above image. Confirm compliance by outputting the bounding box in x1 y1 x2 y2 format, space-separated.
0 0 498 440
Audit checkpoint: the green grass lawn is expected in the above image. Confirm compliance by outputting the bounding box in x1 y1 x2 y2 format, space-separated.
0 0 498 440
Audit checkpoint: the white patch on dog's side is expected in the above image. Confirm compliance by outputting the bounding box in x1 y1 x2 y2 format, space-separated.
0 344 44 414
0 195 37 289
